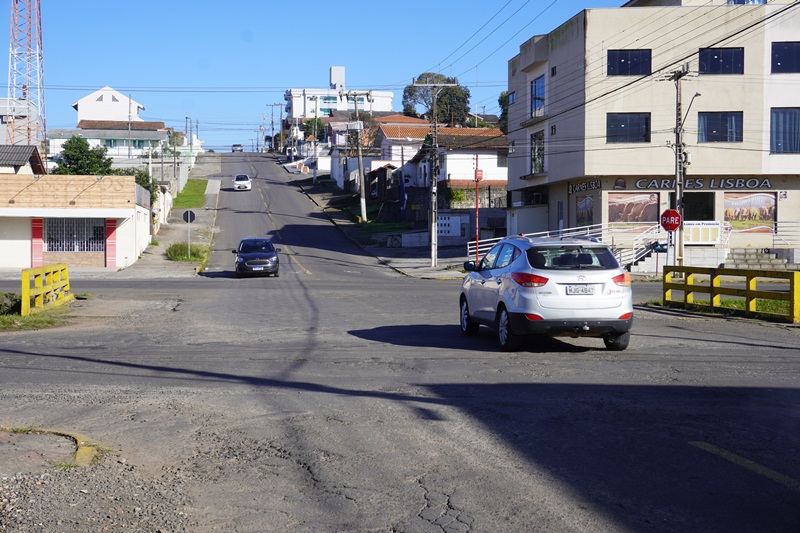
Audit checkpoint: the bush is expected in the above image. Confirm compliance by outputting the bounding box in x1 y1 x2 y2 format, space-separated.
0 292 21 315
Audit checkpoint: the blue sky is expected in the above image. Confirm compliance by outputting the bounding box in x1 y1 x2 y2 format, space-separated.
2 0 621 151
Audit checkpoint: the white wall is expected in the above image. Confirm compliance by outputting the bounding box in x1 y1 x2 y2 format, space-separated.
74 87 144 123
0 217 32 268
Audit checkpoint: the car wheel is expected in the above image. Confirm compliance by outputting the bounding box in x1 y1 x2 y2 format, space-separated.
497 306 522 352
273 270 279 277
603 331 630 351
460 297 479 336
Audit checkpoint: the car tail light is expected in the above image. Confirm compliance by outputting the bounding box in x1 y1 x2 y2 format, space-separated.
511 272 549 287
619 312 632 320
524 313 544 321
612 272 631 287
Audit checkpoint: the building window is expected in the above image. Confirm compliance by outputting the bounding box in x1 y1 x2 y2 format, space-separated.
551 66 557 77
132 140 146 149
607 113 651 143
772 42 800 73
699 48 744 74
104 139 117 148
607 50 651 76
770 108 800 153
497 151 508 168
322 96 337 104
531 130 544 174
727 0 765 4
550 125 557 136
698 112 743 142
508 140 515 153
531 75 545 118
508 91 515 105
44 218 105 253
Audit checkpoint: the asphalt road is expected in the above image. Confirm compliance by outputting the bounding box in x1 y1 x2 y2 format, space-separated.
1 153 798 532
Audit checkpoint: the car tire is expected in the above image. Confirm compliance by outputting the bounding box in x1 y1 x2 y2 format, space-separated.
273 271 279 277
460 297 479 336
603 331 630 351
497 306 522 352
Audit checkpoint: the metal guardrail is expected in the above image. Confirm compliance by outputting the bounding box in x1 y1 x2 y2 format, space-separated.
20 263 74 316
663 266 800 323
466 223 661 268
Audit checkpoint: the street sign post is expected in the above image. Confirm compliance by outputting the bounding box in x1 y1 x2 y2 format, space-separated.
660 209 682 267
183 210 196 256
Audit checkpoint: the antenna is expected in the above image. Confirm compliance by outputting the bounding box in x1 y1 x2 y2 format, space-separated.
6 0 46 156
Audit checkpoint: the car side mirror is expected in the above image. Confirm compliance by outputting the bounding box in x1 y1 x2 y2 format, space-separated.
275 248 282 253
231 249 238 254
463 261 477 271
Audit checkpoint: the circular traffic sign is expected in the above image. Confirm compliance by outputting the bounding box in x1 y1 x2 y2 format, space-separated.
660 209 681 232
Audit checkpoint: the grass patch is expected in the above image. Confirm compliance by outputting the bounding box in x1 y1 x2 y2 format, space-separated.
166 242 212 263
650 297 791 318
0 292 71 330
172 179 208 208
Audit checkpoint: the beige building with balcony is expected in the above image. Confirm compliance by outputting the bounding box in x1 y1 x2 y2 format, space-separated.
506 0 800 268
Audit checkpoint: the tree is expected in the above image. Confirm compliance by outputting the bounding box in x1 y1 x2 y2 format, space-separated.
51 135 113 175
497 91 510 134
302 118 326 142
120 168 159 205
402 72 471 125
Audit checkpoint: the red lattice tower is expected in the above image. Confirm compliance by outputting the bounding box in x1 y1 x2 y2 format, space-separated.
6 0 46 154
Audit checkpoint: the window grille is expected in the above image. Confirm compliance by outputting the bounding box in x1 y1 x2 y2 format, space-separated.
44 218 106 253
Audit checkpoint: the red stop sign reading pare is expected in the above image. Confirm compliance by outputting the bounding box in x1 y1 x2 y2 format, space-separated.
660 209 682 232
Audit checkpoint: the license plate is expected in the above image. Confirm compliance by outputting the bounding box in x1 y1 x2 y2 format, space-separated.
566 284 594 295
253 266 264 271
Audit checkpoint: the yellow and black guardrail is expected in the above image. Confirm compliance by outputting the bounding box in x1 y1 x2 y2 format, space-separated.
663 266 800 323
20 263 74 316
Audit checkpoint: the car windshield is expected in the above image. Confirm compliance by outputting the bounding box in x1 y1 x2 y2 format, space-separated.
527 246 619 270
240 240 274 253
235 175 249 181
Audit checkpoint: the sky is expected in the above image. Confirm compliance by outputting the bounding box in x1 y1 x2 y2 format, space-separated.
1 0 622 152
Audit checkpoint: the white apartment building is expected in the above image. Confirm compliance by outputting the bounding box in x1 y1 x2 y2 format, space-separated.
507 0 800 265
284 66 393 124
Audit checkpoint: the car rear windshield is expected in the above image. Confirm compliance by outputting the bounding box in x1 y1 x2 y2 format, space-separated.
526 246 620 270
240 241 274 253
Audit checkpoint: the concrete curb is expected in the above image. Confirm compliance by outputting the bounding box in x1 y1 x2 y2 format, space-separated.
0 425 99 467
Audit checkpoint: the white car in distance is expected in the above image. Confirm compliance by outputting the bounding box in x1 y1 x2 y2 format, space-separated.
233 174 252 191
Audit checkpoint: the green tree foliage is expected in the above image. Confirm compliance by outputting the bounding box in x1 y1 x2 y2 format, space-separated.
51 135 113 175
497 91 510 134
302 118 326 142
402 72 471 126
134 168 158 205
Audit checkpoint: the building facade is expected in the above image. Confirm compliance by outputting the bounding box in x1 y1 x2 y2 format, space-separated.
506 0 800 266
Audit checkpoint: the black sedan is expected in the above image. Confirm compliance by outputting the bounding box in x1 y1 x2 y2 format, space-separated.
232 238 280 278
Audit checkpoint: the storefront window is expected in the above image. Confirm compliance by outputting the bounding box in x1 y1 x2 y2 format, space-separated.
44 218 106 252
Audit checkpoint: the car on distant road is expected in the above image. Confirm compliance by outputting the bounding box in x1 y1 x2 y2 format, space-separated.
232 238 280 278
459 235 633 351
232 174 252 191
231 144 243 152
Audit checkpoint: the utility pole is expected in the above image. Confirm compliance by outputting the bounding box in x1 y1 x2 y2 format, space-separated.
412 80 457 267
659 64 698 267
266 103 282 152
340 90 372 223
309 96 319 183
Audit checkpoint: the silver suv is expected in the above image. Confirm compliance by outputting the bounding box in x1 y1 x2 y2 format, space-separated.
460 236 633 351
